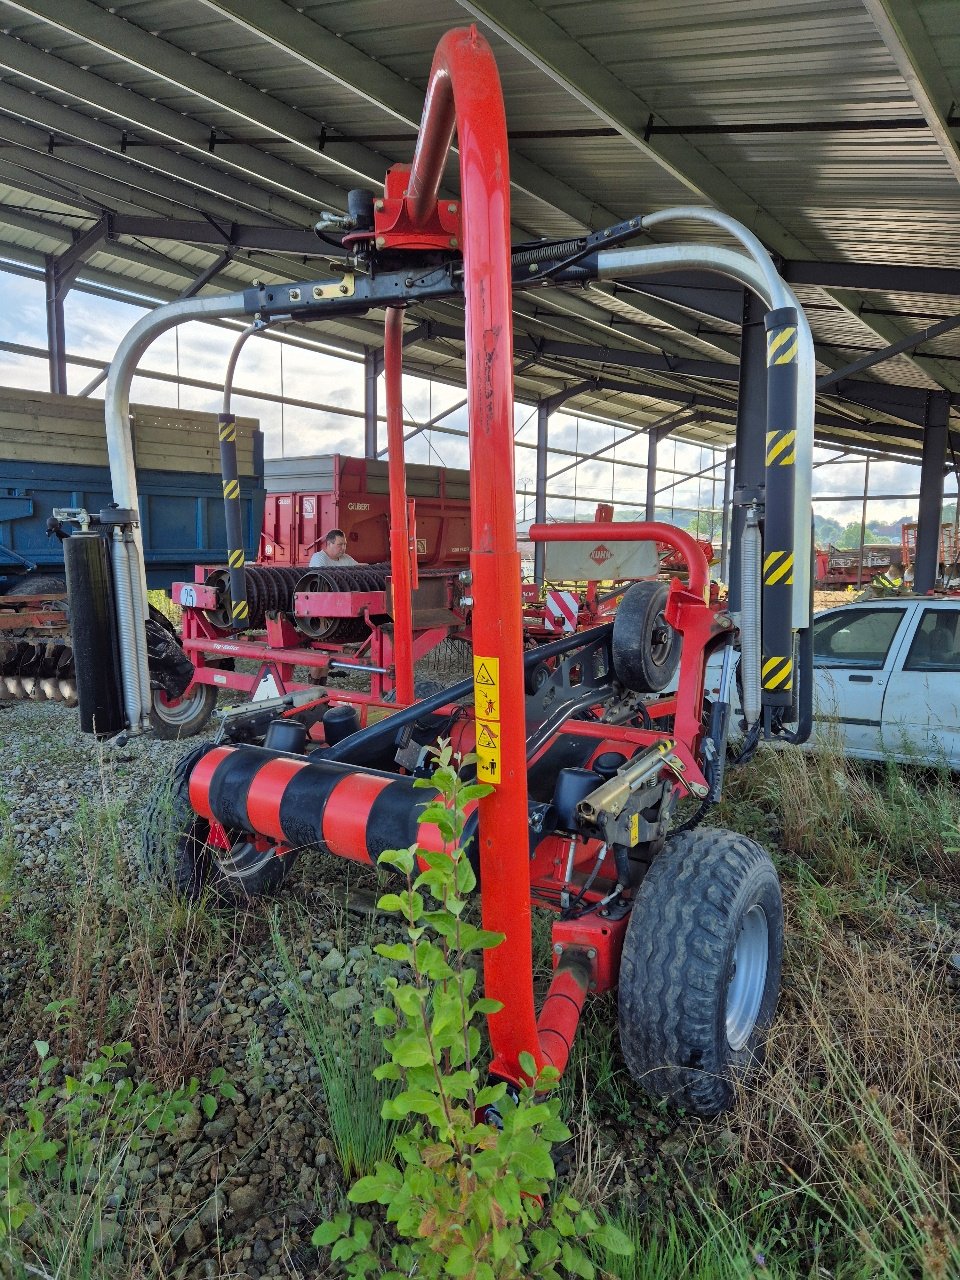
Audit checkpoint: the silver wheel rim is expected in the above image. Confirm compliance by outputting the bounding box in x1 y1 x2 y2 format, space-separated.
153 686 209 727
725 904 768 1051
214 839 276 883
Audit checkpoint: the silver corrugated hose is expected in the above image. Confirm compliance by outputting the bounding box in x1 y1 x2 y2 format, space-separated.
111 532 142 730
125 534 152 727
740 510 762 727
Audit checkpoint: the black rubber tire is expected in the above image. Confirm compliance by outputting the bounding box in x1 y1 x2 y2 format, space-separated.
611 581 681 692
618 826 783 1117
16 574 67 596
148 682 218 740
525 660 551 695
140 744 298 903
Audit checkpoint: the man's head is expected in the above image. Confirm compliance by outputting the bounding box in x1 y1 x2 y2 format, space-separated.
323 529 349 560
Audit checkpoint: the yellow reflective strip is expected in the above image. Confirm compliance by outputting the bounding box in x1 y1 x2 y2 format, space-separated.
763 550 786 573
227 549 244 568
232 600 249 620
774 339 798 365
765 430 796 465
766 327 796 363
765 553 794 586
222 479 240 499
218 423 236 442
761 656 792 688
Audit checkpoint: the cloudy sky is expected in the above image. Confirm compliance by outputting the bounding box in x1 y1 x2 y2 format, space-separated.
1 268 953 532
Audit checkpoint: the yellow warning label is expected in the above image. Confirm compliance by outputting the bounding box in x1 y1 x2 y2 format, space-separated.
475 718 501 784
473 655 501 722
629 812 639 846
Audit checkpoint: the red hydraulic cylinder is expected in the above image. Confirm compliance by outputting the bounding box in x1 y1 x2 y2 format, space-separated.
409 28 542 1084
384 306 415 706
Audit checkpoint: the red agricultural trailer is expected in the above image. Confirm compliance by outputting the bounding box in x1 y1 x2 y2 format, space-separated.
69 26 815 1114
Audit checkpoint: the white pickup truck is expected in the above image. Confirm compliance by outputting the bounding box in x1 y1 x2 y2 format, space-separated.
704 596 960 770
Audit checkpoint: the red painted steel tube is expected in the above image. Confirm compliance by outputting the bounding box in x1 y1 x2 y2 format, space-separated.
536 958 591 1075
411 28 541 1083
528 520 710 601
384 307 415 706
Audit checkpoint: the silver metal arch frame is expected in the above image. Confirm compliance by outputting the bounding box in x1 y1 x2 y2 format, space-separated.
104 214 815 735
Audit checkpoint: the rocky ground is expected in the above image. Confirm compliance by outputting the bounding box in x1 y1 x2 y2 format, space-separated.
0 696 412 1279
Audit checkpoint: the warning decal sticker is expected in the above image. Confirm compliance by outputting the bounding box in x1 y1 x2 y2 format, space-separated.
473 655 501 784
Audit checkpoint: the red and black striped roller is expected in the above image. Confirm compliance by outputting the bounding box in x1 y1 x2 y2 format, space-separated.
188 745 465 865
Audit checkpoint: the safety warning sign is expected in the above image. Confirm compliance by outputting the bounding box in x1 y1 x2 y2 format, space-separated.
473 655 500 721
473 655 501 784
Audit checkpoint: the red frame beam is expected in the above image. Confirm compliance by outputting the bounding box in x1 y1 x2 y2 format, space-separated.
408 27 540 1083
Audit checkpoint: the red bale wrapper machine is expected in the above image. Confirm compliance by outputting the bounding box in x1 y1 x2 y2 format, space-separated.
66 28 815 1115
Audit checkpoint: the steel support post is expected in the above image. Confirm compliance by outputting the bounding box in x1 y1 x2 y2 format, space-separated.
729 291 768 612
914 393 949 593
645 429 658 521
364 348 380 458
44 256 68 395
534 400 549 585
720 446 735 582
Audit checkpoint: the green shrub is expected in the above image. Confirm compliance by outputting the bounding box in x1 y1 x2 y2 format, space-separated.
313 745 633 1278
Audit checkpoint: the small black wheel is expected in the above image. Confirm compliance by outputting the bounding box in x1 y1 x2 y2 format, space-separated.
140 745 298 902
148 682 218 739
525 660 551 695
611 581 681 692
618 826 783 1116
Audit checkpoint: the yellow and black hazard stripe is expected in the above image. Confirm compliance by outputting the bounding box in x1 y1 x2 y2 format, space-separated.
761 655 793 691
765 429 796 466
222 478 240 500
227 548 245 569
766 325 798 366
763 550 794 586
231 598 250 623
218 419 237 442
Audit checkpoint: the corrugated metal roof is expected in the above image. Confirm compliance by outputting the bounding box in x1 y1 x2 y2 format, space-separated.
0 0 957 466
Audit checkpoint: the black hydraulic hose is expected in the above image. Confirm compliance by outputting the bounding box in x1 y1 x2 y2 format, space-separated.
323 623 614 764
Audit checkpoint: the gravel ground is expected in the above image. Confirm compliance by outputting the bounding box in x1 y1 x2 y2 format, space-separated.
0 696 410 1279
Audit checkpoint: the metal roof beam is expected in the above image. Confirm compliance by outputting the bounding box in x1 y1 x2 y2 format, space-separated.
785 258 960 297
107 217 323 255
862 0 960 189
0 38 337 216
0 83 311 227
197 0 619 233
818 312 960 389
457 0 815 258
4 0 395 193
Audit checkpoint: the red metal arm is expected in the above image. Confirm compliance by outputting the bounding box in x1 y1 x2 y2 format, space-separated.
409 27 541 1084
528 520 711 602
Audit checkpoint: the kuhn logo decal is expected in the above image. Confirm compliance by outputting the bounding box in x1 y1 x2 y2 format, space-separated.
589 544 613 565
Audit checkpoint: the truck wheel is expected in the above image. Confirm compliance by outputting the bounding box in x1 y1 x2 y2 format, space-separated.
618 827 783 1116
148 682 217 739
611 581 680 692
141 745 298 902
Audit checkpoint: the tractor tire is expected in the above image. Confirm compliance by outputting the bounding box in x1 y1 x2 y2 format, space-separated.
611 581 681 692
15 574 68 597
618 826 783 1116
140 744 298 903
148 682 218 740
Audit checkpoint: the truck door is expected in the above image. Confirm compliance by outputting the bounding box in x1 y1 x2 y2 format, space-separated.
811 604 908 758
880 602 960 767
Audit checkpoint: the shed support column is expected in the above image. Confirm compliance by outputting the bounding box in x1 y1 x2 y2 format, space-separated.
534 400 549 585
914 393 949 594
729 291 767 613
645 429 658 521
44 257 68 395
364 349 381 459
720 446 735 583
